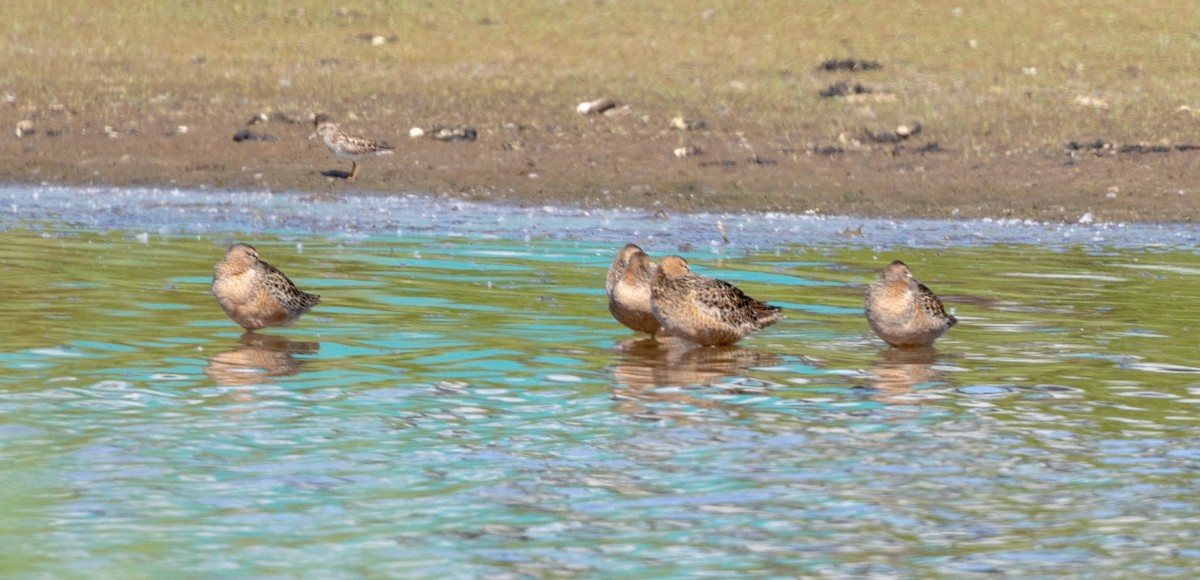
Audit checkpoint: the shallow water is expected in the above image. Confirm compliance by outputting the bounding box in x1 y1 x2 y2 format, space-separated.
2 186 1200 577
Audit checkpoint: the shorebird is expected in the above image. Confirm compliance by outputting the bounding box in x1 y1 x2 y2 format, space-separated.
650 255 782 346
212 243 321 331
864 260 957 347
313 115 394 181
606 244 662 336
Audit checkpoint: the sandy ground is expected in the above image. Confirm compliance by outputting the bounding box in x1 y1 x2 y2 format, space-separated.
4 105 1198 223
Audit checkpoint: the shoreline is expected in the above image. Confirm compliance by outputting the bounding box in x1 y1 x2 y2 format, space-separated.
4 185 1192 253
4 108 1197 225
6 0 1200 224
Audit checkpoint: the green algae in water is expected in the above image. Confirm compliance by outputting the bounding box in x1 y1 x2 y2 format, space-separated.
0 226 1199 577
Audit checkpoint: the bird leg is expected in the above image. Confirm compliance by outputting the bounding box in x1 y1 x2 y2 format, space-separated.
349 161 360 182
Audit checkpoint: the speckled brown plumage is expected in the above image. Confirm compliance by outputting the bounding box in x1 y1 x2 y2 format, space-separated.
650 255 782 346
606 244 662 336
212 243 321 331
315 117 394 181
864 260 957 347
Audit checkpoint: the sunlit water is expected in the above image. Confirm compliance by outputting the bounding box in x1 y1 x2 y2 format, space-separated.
2 186 1200 577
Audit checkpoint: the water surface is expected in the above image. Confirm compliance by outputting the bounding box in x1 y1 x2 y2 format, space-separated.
1 186 1199 577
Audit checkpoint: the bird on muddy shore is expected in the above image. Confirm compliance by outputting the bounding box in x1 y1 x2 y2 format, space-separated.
864 260 957 347
313 114 394 182
606 244 663 337
650 255 782 346
212 243 321 331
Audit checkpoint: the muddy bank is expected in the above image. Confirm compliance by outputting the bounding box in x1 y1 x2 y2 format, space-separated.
6 0 1200 223
4 106 1197 223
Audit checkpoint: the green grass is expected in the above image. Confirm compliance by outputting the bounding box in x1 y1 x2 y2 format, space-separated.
4 0 1199 151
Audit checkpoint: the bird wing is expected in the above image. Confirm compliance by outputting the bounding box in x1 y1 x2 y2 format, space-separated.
259 261 321 310
347 134 393 153
693 278 781 328
916 282 955 326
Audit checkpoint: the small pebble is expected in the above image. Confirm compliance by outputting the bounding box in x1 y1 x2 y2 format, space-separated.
673 146 700 158
15 119 34 138
576 98 617 115
670 116 706 131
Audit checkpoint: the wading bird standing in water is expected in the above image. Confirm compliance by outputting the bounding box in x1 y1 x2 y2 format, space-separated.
650 255 782 346
606 244 663 337
864 260 956 347
212 243 321 331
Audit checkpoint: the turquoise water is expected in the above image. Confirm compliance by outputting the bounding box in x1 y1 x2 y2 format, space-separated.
1 187 1200 577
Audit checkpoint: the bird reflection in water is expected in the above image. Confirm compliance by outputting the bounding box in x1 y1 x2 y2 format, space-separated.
610 337 783 422
204 333 320 387
866 346 949 404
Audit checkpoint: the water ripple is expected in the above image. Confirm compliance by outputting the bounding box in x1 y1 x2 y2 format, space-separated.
0 194 1199 576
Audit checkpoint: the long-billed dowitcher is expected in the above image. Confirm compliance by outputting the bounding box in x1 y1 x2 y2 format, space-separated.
650 255 782 346
314 115 394 182
864 260 957 347
212 243 321 331
606 244 662 336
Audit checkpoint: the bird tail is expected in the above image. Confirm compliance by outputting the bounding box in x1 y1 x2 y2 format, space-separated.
756 304 784 327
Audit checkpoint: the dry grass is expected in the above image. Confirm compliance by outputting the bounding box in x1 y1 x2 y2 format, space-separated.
6 0 1198 147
